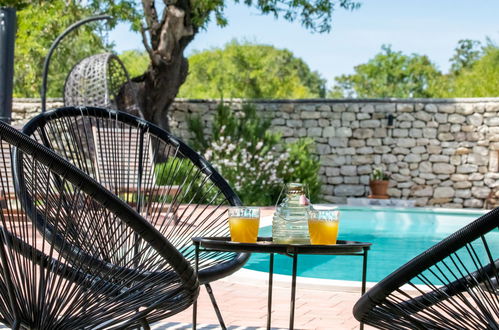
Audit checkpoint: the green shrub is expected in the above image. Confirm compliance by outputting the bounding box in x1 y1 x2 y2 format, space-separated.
282 138 321 202
186 103 322 206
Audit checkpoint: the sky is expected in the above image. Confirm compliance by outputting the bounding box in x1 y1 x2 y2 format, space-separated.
109 0 499 88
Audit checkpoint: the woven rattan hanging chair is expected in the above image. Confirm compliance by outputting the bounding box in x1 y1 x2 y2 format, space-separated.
63 52 140 115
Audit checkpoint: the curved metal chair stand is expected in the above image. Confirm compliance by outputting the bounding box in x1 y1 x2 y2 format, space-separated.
21 106 249 327
41 15 111 113
353 208 499 329
0 120 198 329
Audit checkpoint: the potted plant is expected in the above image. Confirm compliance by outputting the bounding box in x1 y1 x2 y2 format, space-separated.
369 168 390 198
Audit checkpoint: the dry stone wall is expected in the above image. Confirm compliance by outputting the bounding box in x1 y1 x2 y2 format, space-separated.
15 98 499 208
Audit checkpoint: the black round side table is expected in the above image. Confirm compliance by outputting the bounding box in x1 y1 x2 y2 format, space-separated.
192 237 372 330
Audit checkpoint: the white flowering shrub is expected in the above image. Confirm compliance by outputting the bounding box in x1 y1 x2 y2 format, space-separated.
185 103 321 206
203 134 292 205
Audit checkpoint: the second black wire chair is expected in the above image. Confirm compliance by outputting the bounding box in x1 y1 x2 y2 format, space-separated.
353 208 498 329
21 106 249 327
0 119 198 329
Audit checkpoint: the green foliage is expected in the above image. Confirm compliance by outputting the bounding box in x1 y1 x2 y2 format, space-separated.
191 0 361 33
155 157 215 204
329 45 442 98
282 138 321 202
371 168 389 181
187 103 321 206
13 1 109 98
119 50 150 77
178 40 326 99
449 39 482 75
431 41 499 97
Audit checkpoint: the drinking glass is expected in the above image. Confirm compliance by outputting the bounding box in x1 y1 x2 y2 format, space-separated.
307 207 340 245
228 206 260 243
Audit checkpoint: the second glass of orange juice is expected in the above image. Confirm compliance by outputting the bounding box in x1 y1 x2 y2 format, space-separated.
228 206 260 243
307 207 340 245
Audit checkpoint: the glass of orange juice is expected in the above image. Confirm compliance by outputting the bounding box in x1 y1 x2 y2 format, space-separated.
228 206 260 243
307 207 340 245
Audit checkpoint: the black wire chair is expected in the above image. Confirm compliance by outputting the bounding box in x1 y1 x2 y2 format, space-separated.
353 208 499 329
0 119 198 329
21 106 248 327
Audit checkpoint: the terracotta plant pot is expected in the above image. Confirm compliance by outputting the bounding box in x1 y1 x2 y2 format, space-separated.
369 180 390 198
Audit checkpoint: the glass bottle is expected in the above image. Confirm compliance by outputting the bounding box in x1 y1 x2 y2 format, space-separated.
272 182 310 244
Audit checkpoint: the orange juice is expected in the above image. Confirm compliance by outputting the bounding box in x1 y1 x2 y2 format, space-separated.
308 219 339 245
229 217 260 243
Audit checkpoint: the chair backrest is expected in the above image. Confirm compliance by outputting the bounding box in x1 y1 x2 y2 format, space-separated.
0 120 198 328
353 208 499 329
91 125 180 196
22 106 248 284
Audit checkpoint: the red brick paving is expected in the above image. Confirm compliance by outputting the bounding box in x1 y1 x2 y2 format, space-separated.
170 271 375 329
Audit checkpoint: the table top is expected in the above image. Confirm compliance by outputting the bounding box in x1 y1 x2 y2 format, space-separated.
193 237 371 255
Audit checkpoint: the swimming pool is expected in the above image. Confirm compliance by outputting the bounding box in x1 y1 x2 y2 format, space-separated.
244 206 498 283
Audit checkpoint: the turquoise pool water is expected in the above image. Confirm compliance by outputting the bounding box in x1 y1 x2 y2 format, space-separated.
244 206 498 283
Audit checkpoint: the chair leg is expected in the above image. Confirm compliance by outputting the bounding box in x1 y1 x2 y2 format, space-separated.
139 317 150 330
204 283 227 330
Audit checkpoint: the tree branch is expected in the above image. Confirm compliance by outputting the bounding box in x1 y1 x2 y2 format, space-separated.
142 0 158 29
156 5 193 63
140 25 154 60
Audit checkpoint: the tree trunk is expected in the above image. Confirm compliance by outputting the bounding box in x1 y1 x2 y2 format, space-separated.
129 2 195 132
134 52 189 132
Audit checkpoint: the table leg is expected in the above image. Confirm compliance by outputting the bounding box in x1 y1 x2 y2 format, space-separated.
193 242 199 330
267 253 274 330
289 253 298 330
360 248 369 330
361 248 368 295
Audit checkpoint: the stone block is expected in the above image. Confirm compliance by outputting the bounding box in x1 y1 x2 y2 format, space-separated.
336 147 356 155
434 187 455 198
287 119 302 127
438 132 454 141
356 147 374 154
321 155 346 166
464 198 483 208
454 181 472 189
344 176 360 184
352 155 374 165
411 146 426 154
392 129 409 137
468 113 484 126
457 164 478 173
336 127 353 137
323 126 335 137
434 113 448 123
415 111 433 122
429 155 449 162
334 185 365 196
357 165 372 175
423 128 437 138
328 137 348 147
360 120 381 128
340 165 357 176
448 114 466 124
439 104 456 113
412 185 433 197
405 154 422 162
433 163 455 174
353 128 374 139
325 167 340 176
471 187 491 199
342 112 356 121
397 138 416 148
300 111 321 119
